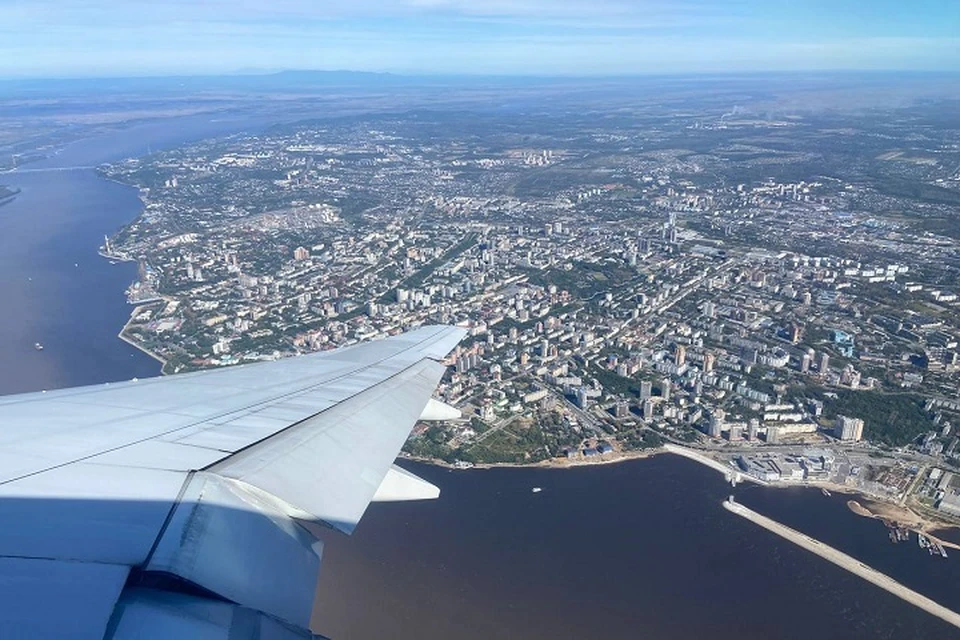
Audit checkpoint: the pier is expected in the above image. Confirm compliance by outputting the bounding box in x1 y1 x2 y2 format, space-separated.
723 499 960 631
664 444 763 486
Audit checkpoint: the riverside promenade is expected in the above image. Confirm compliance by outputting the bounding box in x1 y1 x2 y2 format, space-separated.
724 498 960 631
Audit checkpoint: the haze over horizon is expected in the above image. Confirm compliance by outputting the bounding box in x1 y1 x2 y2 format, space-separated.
1 0 958 79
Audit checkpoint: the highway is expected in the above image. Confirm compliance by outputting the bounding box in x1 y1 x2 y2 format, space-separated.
724 499 960 631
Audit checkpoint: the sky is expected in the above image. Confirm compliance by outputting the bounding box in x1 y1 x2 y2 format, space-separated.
0 0 958 78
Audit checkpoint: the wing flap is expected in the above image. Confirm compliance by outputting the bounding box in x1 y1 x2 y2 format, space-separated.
209 358 447 533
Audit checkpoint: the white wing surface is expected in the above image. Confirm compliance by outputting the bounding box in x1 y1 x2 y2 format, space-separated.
0 325 466 640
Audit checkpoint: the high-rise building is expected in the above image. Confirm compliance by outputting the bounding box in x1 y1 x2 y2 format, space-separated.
293 246 310 261
708 409 725 438
765 426 781 444
643 399 656 421
800 353 812 373
704 352 715 373
675 345 687 367
575 388 589 409
640 380 653 400
789 323 802 344
660 377 671 402
668 225 679 244
834 415 864 442
819 353 830 374
747 418 759 441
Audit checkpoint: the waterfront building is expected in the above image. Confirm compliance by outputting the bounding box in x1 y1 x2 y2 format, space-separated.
708 409 725 438
834 415 864 442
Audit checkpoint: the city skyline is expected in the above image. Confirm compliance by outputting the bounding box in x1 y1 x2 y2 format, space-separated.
1 0 959 78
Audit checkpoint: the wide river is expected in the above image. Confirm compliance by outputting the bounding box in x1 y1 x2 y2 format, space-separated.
1 118 958 639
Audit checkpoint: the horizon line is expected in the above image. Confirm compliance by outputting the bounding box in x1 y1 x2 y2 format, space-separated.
3 67 960 84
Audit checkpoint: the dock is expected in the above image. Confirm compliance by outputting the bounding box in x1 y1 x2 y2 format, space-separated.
723 499 960 631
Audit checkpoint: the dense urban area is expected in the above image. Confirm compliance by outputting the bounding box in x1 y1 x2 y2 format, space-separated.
96 95 960 528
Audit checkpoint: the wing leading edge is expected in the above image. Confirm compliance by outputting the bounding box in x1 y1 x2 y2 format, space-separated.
0 325 466 639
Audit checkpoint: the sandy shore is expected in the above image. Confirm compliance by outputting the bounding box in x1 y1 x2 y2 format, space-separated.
846 498 960 550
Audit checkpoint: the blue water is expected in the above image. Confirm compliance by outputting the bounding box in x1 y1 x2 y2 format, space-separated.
0 114 273 394
0 170 158 393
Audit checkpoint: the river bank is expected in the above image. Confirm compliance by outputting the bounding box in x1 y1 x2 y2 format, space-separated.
409 442 960 543
845 498 960 550
401 446 664 470
117 303 169 368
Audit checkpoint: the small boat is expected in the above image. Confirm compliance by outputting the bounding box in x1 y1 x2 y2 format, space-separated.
531 487 542 493
821 488 832 497
34 342 43 351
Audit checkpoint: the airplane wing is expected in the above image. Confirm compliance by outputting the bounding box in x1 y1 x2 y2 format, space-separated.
0 324 466 640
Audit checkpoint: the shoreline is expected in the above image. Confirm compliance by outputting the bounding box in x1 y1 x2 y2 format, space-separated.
117 304 168 368
402 446 665 471
408 443 960 538
845 498 960 550
94 166 167 372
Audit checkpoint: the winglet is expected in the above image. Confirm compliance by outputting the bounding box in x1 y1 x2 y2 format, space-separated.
419 398 462 421
372 464 440 502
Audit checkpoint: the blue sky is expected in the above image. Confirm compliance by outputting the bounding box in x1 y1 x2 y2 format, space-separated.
0 0 958 78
